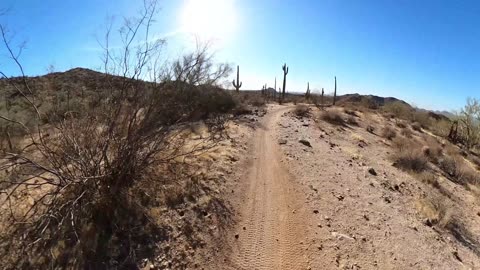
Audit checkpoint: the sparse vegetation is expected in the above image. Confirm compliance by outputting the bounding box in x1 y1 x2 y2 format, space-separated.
381 126 397 140
400 127 413 138
411 122 422 132
0 3 237 268
294 104 310 117
366 125 375 134
392 150 428 173
320 109 345 126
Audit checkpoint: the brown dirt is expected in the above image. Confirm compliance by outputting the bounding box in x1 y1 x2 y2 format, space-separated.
217 104 480 269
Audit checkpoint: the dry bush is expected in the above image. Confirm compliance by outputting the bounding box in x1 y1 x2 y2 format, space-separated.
401 127 413 138
294 104 310 118
422 136 443 163
392 150 428 173
396 121 407 129
431 119 452 138
381 126 397 140
343 108 358 117
416 172 440 188
438 155 480 186
383 101 412 119
346 116 358 126
391 136 413 152
415 195 452 228
320 109 345 126
411 122 422 132
0 4 234 268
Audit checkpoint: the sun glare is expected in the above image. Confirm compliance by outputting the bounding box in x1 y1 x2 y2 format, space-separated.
180 0 237 41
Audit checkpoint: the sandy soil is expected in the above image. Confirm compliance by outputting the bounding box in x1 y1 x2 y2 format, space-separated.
217 104 480 270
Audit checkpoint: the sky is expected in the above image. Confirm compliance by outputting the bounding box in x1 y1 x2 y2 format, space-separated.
1 0 480 111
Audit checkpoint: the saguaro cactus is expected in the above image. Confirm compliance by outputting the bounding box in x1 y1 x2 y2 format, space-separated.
333 76 337 105
232 65 242 92
274 77 277 99
321 88 325 106
305 82 311 99
281 63 289 104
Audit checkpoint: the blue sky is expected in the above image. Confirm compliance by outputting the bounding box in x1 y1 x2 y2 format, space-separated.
1 0 480 111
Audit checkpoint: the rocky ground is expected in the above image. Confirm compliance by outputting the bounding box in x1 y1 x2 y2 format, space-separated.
215 104 480 270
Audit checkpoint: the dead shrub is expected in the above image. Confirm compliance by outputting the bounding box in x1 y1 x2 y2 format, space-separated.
396 121 407 129
320 109 345 126
346 116 358 126
416 172 440 188
392 149 428 173
382 126 397 140
401 127 413 138
438 155 480 186
415 195 452 228
0 6 233 269
294 104 310 118
411 122 422 132
392 136 413 152
343 108 358 117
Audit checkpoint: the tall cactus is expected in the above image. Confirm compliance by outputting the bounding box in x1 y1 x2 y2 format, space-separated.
281 63 289 104
321 88 325 106
232 65 242 92
333 76 337 105
305 82 311 99
274 77 277 99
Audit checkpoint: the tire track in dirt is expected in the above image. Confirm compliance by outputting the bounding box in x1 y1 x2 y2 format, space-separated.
228 106 310 270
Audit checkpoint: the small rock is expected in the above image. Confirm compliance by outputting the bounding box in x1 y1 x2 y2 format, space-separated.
313 210 319 214
368 168 377 176
299 139 312 147
235 234 239 239
278 139 288 145
331 232 355 241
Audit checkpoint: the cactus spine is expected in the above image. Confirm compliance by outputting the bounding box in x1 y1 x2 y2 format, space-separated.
333 76 337 105
232 65 242 92
281 63 289 104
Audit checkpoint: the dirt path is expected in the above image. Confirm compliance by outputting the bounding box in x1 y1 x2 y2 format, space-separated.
228 106 311 269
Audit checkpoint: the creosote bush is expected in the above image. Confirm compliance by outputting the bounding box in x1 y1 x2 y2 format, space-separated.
294 104 310 118
392 150 428 173
381 126 397 140
320 109 345 126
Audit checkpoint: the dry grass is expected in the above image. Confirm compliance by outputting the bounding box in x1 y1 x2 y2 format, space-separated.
381 126 397 140
320 109 345 126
